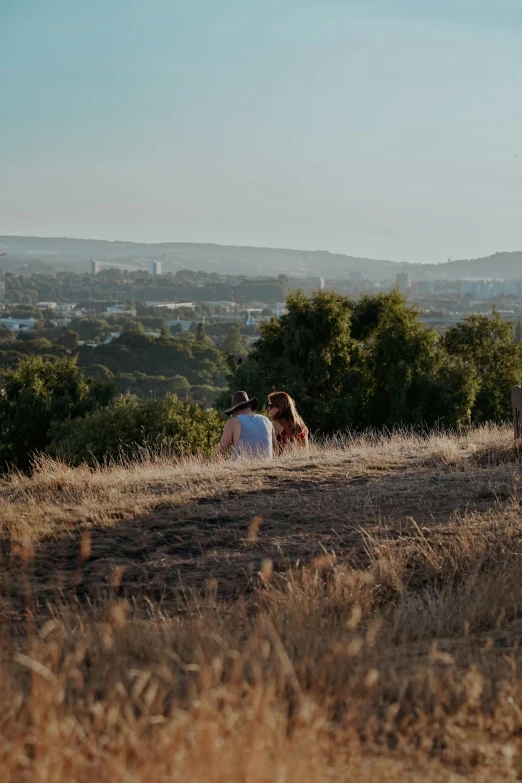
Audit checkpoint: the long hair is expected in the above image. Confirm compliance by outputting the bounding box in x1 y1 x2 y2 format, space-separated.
268 391 306 435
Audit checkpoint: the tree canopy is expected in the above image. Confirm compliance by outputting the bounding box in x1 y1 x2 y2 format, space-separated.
220 290 516 433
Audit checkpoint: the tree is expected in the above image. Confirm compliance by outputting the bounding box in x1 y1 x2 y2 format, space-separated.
444 311 522 423
221 325 246 357
0 356 116 471
195 322 207 343
159 324 171 340
69 317 109 343
0 326 14 342
221 290 477 434
354 290 473 429
169 374 191 399
82 364 115 383
220 291 357 433
57 329 80 350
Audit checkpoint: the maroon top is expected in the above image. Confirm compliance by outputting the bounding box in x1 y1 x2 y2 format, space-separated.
276 420 308 451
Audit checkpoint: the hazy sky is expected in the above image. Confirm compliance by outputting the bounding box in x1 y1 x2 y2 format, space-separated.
2 0 522 262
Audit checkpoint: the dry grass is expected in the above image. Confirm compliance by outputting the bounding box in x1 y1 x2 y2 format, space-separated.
1 425 522 781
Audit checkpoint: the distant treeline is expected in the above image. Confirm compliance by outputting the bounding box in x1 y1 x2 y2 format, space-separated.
3 269 289 307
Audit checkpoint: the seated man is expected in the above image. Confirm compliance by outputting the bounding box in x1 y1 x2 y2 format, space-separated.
218 391 276 459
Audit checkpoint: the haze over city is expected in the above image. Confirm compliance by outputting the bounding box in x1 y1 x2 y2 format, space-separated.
3 0 522 263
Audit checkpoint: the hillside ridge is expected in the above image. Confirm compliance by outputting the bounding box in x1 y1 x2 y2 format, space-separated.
2 235 522 279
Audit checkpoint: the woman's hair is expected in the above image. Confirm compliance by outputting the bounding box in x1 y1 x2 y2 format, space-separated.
268 391 306 434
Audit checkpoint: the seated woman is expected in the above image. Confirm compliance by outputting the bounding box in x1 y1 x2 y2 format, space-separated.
267 391 309 453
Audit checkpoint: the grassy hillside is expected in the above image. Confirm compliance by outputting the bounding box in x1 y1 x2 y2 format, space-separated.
2 426 522 781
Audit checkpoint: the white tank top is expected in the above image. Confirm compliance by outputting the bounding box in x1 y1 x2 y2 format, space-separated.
233 414 273 459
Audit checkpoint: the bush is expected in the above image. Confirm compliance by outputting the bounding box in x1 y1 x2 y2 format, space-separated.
48 395 223 465
0 356 116 471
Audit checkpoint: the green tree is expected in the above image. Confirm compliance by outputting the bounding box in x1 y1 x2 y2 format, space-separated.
69 317 109 343
221 325 246 357
159 323 171 340
57 329 80 349
82 364 116 383
195 322 207 343
0 356 116 471
220 291 357 433
355 290 474 429
222 290 477 433
169 374 191 399
444 311 522 423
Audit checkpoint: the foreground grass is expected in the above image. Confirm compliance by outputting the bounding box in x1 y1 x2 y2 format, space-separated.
1 425 522 781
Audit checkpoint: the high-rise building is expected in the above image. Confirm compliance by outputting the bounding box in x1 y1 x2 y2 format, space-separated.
90 259 100 275
396 272 411 291
505 281 522 296
148 260 162 276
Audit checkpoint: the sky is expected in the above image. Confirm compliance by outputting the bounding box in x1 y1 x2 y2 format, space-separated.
2 0 522 262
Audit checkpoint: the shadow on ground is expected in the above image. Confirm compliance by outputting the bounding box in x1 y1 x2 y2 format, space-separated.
1 452 517 624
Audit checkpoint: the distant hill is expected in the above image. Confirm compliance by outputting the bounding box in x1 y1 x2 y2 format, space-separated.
407 252 522 280
0 236 521 280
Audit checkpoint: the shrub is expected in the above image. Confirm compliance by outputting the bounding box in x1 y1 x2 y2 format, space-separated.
0 356 116 471
48 394 223 464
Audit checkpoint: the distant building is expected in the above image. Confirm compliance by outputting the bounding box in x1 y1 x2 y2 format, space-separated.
416 281 435 295
491 280 505 297
91 259 100 275
396 272 412 291
101 332 122 344
505 281 522 296
200 300 237 311
148 260 162 276
36 302 58 310
104 305 137 316
147 301 195 310
461 280 476 298
308 276 325 291
460 279 500 300
0 317 39 331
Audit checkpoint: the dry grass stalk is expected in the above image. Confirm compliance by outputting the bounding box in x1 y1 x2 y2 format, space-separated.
0 424 521 780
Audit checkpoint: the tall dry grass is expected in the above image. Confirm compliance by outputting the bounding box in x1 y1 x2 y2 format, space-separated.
1 424 522 781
